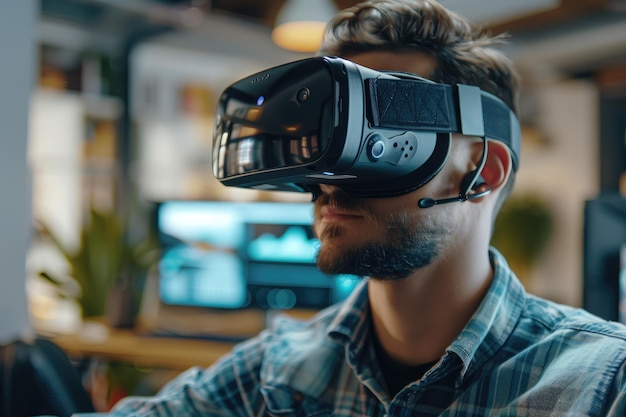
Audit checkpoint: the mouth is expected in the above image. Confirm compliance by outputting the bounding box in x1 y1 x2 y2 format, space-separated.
313 188 371 230
319 205 364 223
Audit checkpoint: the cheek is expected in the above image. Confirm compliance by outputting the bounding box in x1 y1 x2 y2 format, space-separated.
366 191 425 216
370 193 455 233
367 196 419 229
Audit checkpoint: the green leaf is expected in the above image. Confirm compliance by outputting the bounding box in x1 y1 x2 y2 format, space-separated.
37 207 158 318
491 194 554 280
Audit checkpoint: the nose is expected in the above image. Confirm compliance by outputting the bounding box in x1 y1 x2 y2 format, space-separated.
319 184 341 194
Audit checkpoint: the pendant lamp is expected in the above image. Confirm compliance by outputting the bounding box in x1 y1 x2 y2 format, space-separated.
271 0 339 53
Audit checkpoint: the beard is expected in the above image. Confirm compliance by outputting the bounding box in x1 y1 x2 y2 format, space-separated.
314 191 453 280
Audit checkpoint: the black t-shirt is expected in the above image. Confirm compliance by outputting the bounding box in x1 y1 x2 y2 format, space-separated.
372 332 438 397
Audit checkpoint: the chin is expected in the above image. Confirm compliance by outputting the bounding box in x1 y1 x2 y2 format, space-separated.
316 239 354 275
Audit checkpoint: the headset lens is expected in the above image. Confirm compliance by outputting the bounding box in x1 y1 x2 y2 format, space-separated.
213 61 335 180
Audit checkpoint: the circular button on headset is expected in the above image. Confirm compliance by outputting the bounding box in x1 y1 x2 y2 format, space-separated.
296 87 310 103
367 134 386 160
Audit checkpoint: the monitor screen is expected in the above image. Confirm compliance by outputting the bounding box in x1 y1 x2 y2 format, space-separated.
583 194 626 322
155 200 360 310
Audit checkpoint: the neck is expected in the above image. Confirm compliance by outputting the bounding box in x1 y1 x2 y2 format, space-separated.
368 245 493 366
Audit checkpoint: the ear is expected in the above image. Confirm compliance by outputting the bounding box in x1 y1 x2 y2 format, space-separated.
480 139 512 193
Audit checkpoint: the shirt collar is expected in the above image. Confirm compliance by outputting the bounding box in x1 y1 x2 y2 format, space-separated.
327 248 526 381
328 278 371 359
447 248 526 379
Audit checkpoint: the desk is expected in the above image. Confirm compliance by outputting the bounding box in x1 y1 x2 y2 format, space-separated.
49 308 316 372
50 325 237 372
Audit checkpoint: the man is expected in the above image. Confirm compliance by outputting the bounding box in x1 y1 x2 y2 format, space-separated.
87 0 626 415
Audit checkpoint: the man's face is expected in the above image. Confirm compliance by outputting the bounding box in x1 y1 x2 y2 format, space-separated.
313 50 459 280
313 184 455 280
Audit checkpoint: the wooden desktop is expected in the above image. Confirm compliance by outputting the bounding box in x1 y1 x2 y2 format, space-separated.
49 308 268 372
50 325 237 372
50 308 315 372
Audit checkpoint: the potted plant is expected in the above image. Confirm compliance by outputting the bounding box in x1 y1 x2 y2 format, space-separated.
491 193 554 284
37 207 158 326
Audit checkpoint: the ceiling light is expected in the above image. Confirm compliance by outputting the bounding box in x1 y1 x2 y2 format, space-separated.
271 0 338 53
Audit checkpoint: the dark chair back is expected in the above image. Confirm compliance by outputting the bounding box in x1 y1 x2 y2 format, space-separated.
0 337 95 417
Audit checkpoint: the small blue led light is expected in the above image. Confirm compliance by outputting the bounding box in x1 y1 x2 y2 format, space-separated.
257 96 265 106
322 172 335 176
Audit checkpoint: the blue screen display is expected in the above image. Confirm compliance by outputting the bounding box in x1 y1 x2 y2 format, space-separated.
156 200 360 310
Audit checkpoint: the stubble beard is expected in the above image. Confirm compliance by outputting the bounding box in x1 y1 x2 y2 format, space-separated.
315 195 453 281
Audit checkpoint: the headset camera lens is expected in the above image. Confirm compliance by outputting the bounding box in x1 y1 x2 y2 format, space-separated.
297 88 310 103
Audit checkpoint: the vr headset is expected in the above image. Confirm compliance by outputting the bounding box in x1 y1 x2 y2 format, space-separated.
212 56 520 199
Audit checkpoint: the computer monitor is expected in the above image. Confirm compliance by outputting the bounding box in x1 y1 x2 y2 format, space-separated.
155 200 360 311
582 193 626 322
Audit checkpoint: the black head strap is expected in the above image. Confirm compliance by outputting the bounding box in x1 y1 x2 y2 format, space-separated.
367 78 520 171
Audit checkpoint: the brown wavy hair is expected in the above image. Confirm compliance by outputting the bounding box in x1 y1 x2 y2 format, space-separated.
319 0 519 115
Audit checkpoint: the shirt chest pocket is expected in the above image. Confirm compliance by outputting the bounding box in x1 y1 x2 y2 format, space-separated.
261 385 334 417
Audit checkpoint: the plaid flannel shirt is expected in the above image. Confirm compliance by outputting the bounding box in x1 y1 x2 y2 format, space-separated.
83 248 626 416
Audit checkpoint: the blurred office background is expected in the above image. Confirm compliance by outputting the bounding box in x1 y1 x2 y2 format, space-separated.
1 0 626 411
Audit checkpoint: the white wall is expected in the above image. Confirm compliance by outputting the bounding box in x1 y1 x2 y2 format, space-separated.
0 0 36 343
